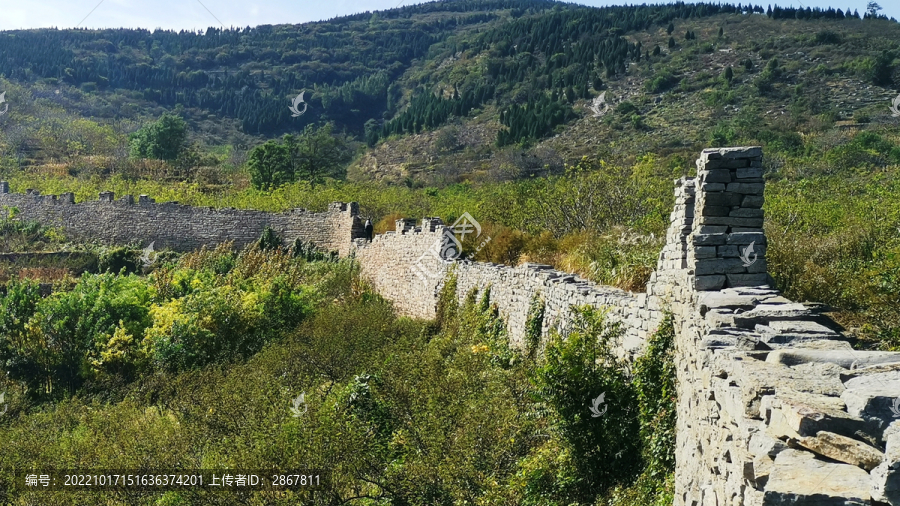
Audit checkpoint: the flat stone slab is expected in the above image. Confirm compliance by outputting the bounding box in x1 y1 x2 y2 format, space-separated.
763 449 871 505
757 320 837 335
760 332 843 345
770 394 881 445
733 304 818 328
732 358 845 418
794 430 884 470
767 350 900 369
699 291 763 310
841 371 900 423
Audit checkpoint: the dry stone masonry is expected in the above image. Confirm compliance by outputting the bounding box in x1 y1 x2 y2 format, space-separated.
354 146 900 506
3 147 899 505
0 186 365 256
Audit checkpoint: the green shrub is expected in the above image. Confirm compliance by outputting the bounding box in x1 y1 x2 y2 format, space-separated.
257 226 282 251
709 123 737 147
524 294 545 358
615 101 638 116
530 306 641 500
644 71 677 93
98 246 140 274
24 273 153 394
291 237 336 262
633 314 676 485
814 30 842 44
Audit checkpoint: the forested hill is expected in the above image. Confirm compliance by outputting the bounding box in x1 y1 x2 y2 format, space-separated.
0 0 898 183
0 1 767 135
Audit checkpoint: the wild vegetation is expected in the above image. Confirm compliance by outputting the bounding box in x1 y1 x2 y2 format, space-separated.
0 244 677 505
0 0 899 503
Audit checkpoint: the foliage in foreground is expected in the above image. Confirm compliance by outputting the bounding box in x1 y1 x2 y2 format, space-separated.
0 243 344 399
0 255 677 505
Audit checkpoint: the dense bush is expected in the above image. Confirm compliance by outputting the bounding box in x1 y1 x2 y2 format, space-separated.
530 306 641 500
98 246 140 274
0 206 64 251
0 244 335 400
0 257 679 504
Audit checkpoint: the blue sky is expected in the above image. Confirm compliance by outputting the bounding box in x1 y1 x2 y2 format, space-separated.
0 0 895 32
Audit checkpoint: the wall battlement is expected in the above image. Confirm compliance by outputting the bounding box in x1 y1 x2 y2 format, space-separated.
3 147 899 505
0 185 366 256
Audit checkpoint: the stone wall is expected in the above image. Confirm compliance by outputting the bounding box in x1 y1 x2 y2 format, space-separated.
354 146 900 505
354 220 655 354
661 148 900 506
0 186 365 255
5 147 899 504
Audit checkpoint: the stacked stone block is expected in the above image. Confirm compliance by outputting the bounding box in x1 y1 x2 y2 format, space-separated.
690 146 768 291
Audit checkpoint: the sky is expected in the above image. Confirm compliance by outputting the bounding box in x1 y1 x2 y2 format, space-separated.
0 0 895 32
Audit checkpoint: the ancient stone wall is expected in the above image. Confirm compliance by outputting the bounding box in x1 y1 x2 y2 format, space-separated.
354 146 900 505
0 186 365 255
354 221 655 353
5 147 899 504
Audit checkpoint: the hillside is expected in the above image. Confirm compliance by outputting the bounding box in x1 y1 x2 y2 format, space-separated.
0 0 899 349
0 1 897 184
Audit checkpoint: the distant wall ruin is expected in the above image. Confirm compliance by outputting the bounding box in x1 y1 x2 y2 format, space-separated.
0 185 365 256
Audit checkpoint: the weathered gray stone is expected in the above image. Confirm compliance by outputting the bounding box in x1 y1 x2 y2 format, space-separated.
737 167 765 179
699 205 732 217
699 215 765 228
730 208 765 218
841 371 900 422
704 192 744 207
694 233 727 246
794 431 883 470
749 432 788 458
742 194 765 208
726 272 770 287
695 275 727 291
732 359 845 419
704 169 734 183
699 291 763 310
752 454 774 487
697 225 729 234
767 350 900 369
696 258 751 275
871 426 900 504
726 182 766 195
701 182 727 192
773 395 882 445
727 232 767 245
695 246 717 258
763 449 870 505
